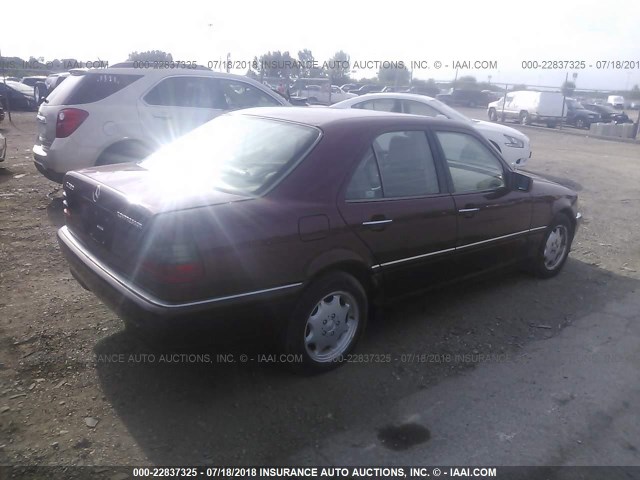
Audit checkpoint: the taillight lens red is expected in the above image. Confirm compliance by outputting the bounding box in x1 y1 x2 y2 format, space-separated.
56 108 89 138
142 242 204 284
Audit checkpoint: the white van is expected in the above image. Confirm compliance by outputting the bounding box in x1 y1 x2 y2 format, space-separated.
487 91 566 127
607 95 625 109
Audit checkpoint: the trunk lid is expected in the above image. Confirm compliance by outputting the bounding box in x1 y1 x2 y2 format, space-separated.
63 165 250 278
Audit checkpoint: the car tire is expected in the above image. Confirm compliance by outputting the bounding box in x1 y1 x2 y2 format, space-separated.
96 142 150 166
575 118 586 129
284 272 368 374
488 108 498 122
528 213 574 278
519 111 531 125
34 84 47 105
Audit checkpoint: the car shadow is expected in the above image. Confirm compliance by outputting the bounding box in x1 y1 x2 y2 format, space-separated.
47 197 65 227
94 260 639 465
0 167 13 184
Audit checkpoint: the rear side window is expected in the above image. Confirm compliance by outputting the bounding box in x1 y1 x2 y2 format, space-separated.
346 131 440 200
144 76 226 109
54 74 142 105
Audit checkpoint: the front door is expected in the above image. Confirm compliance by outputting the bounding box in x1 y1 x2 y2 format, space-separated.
433 130 532 274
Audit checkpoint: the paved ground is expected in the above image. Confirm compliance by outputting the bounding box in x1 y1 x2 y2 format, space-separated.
0 110 639 467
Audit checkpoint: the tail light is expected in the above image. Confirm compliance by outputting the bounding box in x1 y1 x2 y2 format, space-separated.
142 240 204 284
56 108 89 138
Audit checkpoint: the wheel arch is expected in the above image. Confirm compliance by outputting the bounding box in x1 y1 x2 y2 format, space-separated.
95 138 154 166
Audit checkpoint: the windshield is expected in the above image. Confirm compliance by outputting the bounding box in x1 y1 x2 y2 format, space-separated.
139 114 320 195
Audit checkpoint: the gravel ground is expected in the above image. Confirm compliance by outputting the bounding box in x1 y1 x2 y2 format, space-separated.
0 110 639 467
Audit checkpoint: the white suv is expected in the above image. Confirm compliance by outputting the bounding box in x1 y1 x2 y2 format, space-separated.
33 64 289 182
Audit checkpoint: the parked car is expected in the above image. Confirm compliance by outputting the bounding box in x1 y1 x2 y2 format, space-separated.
488 91 566 127
607 95 625 109
381 86 410 93
34 72 72 104
628 99 640 110
405 85 441 97
351 84 384 95
0 133 6 162
0 104 4 123
297 84 356 104
332 93 531 167
0 81 37 111
20 76 47 88
436 89 490 107
340 83 360 92
583 103 632 124
57 107 581 372
564 98 601 129
33 65 289 182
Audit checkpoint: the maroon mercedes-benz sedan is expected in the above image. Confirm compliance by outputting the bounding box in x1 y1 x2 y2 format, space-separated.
57 107 581 372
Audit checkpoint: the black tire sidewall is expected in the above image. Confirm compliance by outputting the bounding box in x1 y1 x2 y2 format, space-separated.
533 214 574 278
284 272 368 374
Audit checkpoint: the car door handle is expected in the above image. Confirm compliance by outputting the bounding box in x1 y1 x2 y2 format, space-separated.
458 208 480 217
362 219 393 226
153 113 172 120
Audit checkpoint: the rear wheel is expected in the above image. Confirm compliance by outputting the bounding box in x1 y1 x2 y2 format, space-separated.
519 111 531 125
528 214 574 278
284 272 367 373
575 118 587 129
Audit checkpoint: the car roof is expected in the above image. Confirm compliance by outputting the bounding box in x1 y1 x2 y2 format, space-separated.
345 92 436 102
78 66 254 81
235 106 465 129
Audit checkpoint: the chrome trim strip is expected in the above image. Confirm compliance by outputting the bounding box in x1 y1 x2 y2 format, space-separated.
59 226 302 310
362 219 393 226
456 229 530 251
372 225 548 270
458 208 480 213
378 247 456 267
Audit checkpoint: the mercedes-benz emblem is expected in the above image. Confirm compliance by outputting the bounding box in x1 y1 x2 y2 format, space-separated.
92 185 101 203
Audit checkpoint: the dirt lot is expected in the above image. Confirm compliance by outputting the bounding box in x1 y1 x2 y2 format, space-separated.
0 110 639 467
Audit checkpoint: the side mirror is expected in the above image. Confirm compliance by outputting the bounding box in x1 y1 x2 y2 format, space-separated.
509 170 531 191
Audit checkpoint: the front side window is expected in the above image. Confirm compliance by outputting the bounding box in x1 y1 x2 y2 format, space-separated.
435 131 505 193
353 99 401 113
219 80 281 109
346 131 440 200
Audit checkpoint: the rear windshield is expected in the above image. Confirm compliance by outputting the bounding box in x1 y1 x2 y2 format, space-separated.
45 73 141 106
139 114 320 195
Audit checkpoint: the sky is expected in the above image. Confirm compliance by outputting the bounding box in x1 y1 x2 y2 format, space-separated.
1 0 639 90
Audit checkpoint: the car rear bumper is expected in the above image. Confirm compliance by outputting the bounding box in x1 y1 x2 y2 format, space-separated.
57 226 301 329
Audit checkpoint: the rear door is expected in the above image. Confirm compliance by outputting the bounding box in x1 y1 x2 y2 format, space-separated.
432 129 532 274
338 129 458 298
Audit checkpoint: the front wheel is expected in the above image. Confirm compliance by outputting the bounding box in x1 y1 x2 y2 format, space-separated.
575 118 588 129
520 111 531 125
488 108 498 122
284 272 367 373
529 214 574 278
